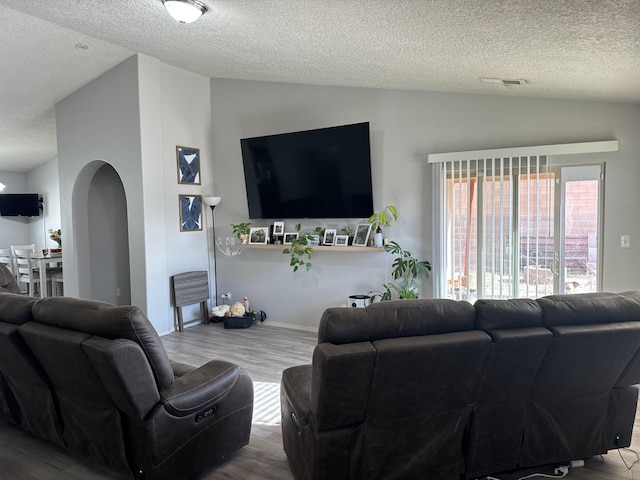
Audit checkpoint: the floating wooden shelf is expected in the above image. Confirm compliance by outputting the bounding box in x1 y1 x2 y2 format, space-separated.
241 244 384 253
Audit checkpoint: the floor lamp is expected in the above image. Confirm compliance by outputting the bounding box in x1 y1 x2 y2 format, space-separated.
203 196 221 308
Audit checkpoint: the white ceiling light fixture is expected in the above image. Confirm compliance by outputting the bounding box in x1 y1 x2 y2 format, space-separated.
0 182 5 192
163 0 207 24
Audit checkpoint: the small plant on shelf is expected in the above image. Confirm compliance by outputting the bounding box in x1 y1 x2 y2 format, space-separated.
230 222 251 243
282 224 323 272
368 204 398 247
369 241 431 301
368 205 398 230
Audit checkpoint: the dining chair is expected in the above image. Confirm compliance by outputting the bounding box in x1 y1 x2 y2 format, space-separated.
0 248 13 275
10 244 36 275
50 271 64 297
13 248 42 296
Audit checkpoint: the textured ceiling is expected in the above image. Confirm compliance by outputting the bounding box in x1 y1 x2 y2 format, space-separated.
0 0 639 172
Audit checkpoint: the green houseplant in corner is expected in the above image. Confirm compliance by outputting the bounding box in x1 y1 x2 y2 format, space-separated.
369 241 431 301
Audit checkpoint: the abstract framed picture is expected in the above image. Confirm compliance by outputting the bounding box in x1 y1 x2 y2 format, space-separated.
179 194 202 232
353 223 372 246
176 146 201 185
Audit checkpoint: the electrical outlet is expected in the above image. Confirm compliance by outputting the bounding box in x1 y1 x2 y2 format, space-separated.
116 288 121 297
620 235 631 248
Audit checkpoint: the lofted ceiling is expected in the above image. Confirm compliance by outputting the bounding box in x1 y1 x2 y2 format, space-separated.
0 0 638 173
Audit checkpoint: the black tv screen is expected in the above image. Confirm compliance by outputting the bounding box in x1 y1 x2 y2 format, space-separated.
240 122 374 219
0 194 40 217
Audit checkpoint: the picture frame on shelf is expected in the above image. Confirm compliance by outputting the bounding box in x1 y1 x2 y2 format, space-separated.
323 228 337 245
353 224 372 247
334 234 349 247
308 235 321 246
178 194 202 232
176 146 201 185
273 221 285 236
249 227 269 244
283 232 299 244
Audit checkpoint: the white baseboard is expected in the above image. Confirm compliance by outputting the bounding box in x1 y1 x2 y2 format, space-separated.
261 320 318 333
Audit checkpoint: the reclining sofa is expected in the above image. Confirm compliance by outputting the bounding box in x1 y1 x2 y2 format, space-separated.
0 293 254 479
281 291 640 480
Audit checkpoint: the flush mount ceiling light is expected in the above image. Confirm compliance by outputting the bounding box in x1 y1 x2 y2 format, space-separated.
163 0 207 24
0 182 5 192
480 77 528 86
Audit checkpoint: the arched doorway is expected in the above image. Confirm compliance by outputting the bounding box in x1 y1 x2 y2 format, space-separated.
72 161 131 304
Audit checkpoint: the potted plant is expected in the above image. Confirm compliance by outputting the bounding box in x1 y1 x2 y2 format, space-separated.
341 225 356 245
282 224 323 272
230 222 251 244
369 241 431 301
368 205 398 247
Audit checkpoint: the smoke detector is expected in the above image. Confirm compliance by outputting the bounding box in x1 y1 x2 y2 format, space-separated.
480 77 528 86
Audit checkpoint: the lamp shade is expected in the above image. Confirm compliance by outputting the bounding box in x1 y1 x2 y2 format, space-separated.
163 0 207 24
203 196 221 208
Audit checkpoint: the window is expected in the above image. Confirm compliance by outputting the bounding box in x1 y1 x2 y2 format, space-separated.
430 141 616 301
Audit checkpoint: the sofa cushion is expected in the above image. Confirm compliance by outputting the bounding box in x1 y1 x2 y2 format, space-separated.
0 293 37 325
475 298 542 330
31 297 174 390
318 299 476 344
537 291 640 327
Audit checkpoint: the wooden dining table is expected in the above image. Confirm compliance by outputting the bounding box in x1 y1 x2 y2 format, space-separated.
33 251 63 298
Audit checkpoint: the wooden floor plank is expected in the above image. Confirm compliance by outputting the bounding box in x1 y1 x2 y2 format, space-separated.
1 321 640 479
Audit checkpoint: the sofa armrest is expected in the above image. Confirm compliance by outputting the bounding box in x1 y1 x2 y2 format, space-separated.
160 360 242 417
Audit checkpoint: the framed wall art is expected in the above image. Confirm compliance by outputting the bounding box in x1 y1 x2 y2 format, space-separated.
176 146 201 185
353 224 372 246
323 228 337 245
283 232 299 244
179 194 202 232
334 234 349 247
249 227 269 244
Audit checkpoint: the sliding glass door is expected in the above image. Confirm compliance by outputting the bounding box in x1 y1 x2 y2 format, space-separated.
442 162 602 301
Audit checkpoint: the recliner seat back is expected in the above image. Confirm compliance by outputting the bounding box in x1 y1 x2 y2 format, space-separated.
0 293 63 445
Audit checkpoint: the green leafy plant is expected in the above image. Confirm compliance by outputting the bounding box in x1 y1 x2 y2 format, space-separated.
341 225 356 237
230 222 251 239
282 224 323 272
368 205 398 229
369 241 431 301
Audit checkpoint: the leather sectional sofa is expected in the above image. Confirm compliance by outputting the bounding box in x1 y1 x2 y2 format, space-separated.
0 293 254 480
281 292 640 480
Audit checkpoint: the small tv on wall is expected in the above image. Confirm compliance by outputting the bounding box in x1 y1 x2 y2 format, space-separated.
0 193 40 217
240 122 374 219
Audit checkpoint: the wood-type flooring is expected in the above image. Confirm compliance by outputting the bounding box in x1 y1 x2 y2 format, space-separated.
1 321 640 479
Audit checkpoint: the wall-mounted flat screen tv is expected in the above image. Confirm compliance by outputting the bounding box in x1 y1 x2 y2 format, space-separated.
0 193 40 217
240 122 374 219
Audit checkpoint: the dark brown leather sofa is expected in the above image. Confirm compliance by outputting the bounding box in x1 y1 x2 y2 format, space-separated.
0 293 254 480
281 292 640 480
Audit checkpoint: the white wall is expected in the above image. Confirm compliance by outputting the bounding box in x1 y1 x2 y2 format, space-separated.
56 54 212 334
210 78 640 330
27 157 61 250
159 63 214 324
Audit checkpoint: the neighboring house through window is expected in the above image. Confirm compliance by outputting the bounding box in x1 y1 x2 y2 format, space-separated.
429 141 618 301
